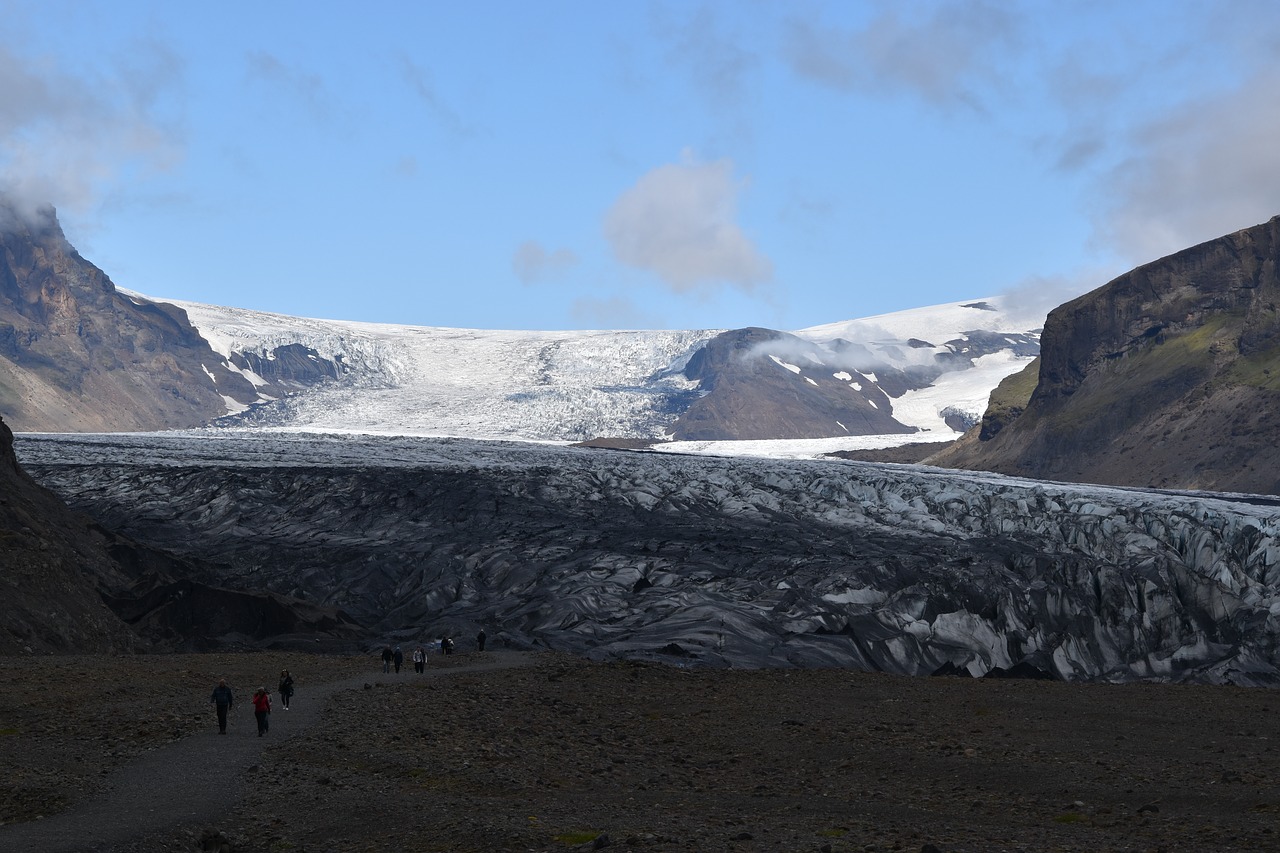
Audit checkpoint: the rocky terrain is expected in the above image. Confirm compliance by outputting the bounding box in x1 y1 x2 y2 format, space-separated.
932 215 1280 495
19 430 1280 685
0 201 259 432
0 413 361 655
4 650 1280 853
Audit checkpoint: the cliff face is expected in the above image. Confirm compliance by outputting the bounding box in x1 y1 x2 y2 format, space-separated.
932 216 1280 495
0 416 362 653
0 201 258 431
0 414 141 652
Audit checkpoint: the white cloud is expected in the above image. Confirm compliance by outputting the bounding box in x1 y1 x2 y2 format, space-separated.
513 240 578 284
603 153 772 293
1097 67 1280 264
999 270 1116 327
0 42 181 223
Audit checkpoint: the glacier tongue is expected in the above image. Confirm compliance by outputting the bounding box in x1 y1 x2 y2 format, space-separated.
171 298 714 440
19 431 1280 684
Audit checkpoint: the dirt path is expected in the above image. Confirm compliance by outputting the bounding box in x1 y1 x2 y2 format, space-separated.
0 651 530 853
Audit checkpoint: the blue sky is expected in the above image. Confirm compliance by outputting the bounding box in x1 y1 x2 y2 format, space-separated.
2 1 1279 331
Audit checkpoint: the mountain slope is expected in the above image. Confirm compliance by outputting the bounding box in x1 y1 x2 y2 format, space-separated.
931 216 1280 494
0 411 362 653
0 202 260 432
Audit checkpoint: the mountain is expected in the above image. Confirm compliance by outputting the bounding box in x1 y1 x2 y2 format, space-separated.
931 216 1280 495
0 197 1041 443
20 429 1280 684
0 202 260 431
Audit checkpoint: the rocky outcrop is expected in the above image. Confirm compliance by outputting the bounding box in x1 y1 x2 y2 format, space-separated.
669 328 917 440
0 414 138 652
0 200 258 431
23 431 1280 684
229 343 349 387
931 216 1280 495
0 418 361 653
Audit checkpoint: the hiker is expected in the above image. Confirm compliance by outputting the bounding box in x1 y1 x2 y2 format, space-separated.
476 628 486 652
441 636 455 655
278 670 295 710
412 645 426 674
252 687 272 736
393 646 404 674
381 645 393 673
210 679 234 735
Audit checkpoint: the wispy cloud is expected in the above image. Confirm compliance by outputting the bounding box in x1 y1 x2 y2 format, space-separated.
655 5 759 121
398 56 475 137
0 41 182 223
999 269 1117 326
245 51 334 123
781 0 1022 111
513 240 578 284
603 152 772 294
1096 67 1280 264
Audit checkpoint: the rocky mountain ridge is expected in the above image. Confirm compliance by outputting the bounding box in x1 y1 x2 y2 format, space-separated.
0 202 258 431
932 215 1280 495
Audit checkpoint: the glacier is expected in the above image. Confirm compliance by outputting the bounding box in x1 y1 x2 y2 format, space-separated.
19 430 1280 684
155 295 1039 447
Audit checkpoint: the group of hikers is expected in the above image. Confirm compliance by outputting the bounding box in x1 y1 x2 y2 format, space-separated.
209 630 489 735
208 669 294 736
380 629 486 674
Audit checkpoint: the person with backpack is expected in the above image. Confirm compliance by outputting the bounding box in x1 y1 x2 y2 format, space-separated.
278 670 295 710
381 645 393 673
252 687 272 736
210 679 234 735
392 646 404 673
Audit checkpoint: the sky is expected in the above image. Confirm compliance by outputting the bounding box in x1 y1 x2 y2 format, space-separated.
2 1 1279 332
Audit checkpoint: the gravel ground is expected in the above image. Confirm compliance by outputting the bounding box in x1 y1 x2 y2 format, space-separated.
4 651 1280 852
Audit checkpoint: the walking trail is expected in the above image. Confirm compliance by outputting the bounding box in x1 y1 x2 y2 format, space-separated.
0 650 531 853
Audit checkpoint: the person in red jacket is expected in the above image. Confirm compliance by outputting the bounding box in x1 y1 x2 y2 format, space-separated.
251 687 272 736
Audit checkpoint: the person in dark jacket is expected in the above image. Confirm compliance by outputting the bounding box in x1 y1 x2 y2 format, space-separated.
381 645 393 673
278 670 295 710
210 679 234 734
392 646 404 674
476 629 487 652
